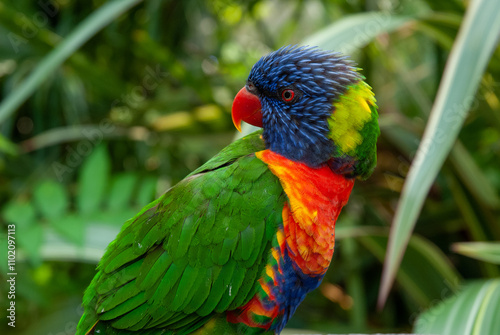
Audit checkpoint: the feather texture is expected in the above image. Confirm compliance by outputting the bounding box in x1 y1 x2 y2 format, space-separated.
77 45 379 335
77 132 287 334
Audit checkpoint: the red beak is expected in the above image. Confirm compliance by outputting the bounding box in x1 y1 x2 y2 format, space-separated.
231 87 263 132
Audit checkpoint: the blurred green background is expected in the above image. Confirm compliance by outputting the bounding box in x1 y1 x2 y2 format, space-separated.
1 0 499 334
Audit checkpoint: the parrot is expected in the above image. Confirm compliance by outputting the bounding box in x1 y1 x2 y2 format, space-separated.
76 45 379 335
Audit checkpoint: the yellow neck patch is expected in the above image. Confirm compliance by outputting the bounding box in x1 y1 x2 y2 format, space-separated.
328 81 376 156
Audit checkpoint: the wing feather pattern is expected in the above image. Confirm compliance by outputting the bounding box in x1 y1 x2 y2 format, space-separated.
77 131 286 334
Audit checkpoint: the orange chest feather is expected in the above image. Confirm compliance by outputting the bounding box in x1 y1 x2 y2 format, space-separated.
256 150 354 275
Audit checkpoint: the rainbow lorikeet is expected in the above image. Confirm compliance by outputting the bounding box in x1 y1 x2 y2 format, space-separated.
76 45 379 335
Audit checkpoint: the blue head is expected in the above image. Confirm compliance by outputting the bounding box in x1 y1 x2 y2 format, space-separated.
232 45 379 176
248 46 360 166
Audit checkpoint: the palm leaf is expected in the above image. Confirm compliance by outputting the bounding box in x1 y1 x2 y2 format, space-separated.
452 242 500 265
414 279 500 335
0 0 143 124
378 0 500 307
304 11 413 55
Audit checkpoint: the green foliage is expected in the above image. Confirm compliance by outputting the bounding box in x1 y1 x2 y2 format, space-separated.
0 0 143 125
415 279 500 335
452 242 500 265
380 0 500 306
1 147 156 334
0 0 499 334
77 144 111 214
33 180 69 219
2 144 157 256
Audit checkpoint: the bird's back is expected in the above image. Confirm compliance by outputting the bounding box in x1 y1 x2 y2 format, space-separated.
76 131 288 335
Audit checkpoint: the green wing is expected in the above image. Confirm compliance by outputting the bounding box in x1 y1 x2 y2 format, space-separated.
77 131 286 334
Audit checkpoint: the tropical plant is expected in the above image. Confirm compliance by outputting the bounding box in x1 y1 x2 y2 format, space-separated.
0 0 499 334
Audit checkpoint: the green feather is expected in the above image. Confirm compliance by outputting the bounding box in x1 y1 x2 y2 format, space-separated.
229 259 262 309
183 268 213 313
96 260 142 295
139 251 172 293
76 131 288 335
214 264 246 312
219 235 238 264
239 225 256 261
109 300 148 329
195 201 217 242
98 279 141 313
126 304 151 331
135 246 164 287
101 292 146 321
149 260 186 306
170 265 201 311
355 103 380 180
196 260 237 316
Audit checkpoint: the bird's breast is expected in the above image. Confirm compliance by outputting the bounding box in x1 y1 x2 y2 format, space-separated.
226 150 355 332
256 149 354 276
226 150 354 333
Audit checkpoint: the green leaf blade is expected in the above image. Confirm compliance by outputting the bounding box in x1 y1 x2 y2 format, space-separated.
303 12 414 55
414 279 500 335
0 0 143 124
136 176 158 207
107 173 138 211
452 242 500 265
336 225 462 309
33 180 69 219
379 0 500 307
77 145 111 214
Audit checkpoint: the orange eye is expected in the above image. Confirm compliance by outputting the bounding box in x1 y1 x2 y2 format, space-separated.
281 89 295 102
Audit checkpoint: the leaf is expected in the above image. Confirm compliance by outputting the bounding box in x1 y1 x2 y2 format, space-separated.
33 180 69 219
136 176 158 207
2 199 36 229
0 133 19 155
91 209 139 227
17 224 44 265
452 242 500 265
77 145 111 214
50 214 86 246
336 226 462 308
282 329 321 335
380 119 499 209
414 279 500 335
107 173 138 211
2 200 42 263
449 142 500 208
379 0 500 307
303 12 414 55
415 12 462 50
38 224 120 263
0 0 143 124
